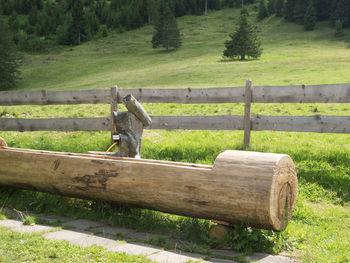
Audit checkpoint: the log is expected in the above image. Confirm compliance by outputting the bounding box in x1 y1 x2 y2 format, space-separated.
122 94 152 127
0 140 297 231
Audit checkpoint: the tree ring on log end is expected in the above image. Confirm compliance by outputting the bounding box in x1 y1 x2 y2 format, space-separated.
269 155 298 231
0 137 7 148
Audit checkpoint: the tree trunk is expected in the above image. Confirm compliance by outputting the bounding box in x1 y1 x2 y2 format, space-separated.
0 140 297 231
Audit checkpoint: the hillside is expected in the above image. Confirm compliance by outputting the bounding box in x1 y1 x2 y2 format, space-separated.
17 8 350 91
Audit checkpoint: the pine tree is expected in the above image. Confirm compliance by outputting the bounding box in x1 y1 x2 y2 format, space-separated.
8 12 19 32
223 13 263 60
275 0 284 17
71 0 84 44
28 7 38 26
294 0 307 24
152 1 181 51
0 17 21 90
304 0 316 30
330 0 349 27
314 0 330 21
258 0 269 20
335 19 343 36
268 0 275 15
284 0 296 21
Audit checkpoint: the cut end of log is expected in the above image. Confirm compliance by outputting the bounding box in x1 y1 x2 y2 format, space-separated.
0 138 7 148
213 150 297 231
269 155 298 231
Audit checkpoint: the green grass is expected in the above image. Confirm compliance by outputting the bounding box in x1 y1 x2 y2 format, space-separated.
16 8 350 91
22 215 36 225
0 6 350 263
0 226 154 263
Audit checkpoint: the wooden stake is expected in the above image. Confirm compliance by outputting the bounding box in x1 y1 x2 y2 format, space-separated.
110 86 118 144
244 80 252 148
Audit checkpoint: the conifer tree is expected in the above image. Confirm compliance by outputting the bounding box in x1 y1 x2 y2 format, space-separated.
258 0 269 20
304 0 316 30
335 19 343 36
152 1 181 51
284 0 295 21
293 0 307 24
268 0 275 15
8 12 19 31
71 0 84 44
314 0 330 21
330 0 349 27
275 0 284 17
223 13 262 60
0 17 21 90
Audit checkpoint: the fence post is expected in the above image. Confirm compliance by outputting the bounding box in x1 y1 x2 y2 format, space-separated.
243 80 252 148
110 85 118 144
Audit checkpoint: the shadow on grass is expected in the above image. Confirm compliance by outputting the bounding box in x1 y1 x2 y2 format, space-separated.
218 57 257 63
0 187 280 253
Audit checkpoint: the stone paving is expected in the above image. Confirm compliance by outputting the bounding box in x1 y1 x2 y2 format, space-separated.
0 210 295 263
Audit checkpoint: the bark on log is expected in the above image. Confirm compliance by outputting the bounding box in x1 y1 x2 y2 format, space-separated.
0 142 297 231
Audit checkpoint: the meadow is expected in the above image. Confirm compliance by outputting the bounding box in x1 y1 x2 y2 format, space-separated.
0 7 350 263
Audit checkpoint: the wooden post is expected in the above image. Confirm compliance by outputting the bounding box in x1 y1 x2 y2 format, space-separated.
244 80 252 148
110 86 118 144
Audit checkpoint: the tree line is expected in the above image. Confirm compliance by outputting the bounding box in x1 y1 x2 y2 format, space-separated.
258 0 350 33
0 0 244 51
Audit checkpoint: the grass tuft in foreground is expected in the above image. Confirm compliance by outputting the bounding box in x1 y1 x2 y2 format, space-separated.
0 226 154 263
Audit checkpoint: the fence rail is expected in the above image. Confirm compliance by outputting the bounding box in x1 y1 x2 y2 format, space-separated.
1 83 350 105
1 82 350 147
1 115 349 133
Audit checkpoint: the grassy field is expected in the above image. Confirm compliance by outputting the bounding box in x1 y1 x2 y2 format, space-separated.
1 6 350 263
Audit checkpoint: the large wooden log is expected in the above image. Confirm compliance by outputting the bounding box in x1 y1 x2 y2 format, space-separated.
0 138 297 231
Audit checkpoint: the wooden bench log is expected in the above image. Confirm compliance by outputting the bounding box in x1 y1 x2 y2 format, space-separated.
0 137 297 231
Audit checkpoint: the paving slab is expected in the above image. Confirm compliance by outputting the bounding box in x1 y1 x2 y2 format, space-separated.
44 229 90 242
92 225 137 238
70 235 122 249
147 250 204 263
210 249 240 259
245 253 294 263
63 219 105 231
12 224 54 234
0 219 23 229
202 258 238 263
110 242 162 256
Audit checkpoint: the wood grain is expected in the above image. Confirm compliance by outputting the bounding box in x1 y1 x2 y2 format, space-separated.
1 115 350 133
0 117 110 131
148 115 244 130
251 115 350 133
1 83 349 105
0 146 297 231
244 80 252 148
0 89 111 105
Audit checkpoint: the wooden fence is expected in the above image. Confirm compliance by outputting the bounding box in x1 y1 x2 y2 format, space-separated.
1 81 350 147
